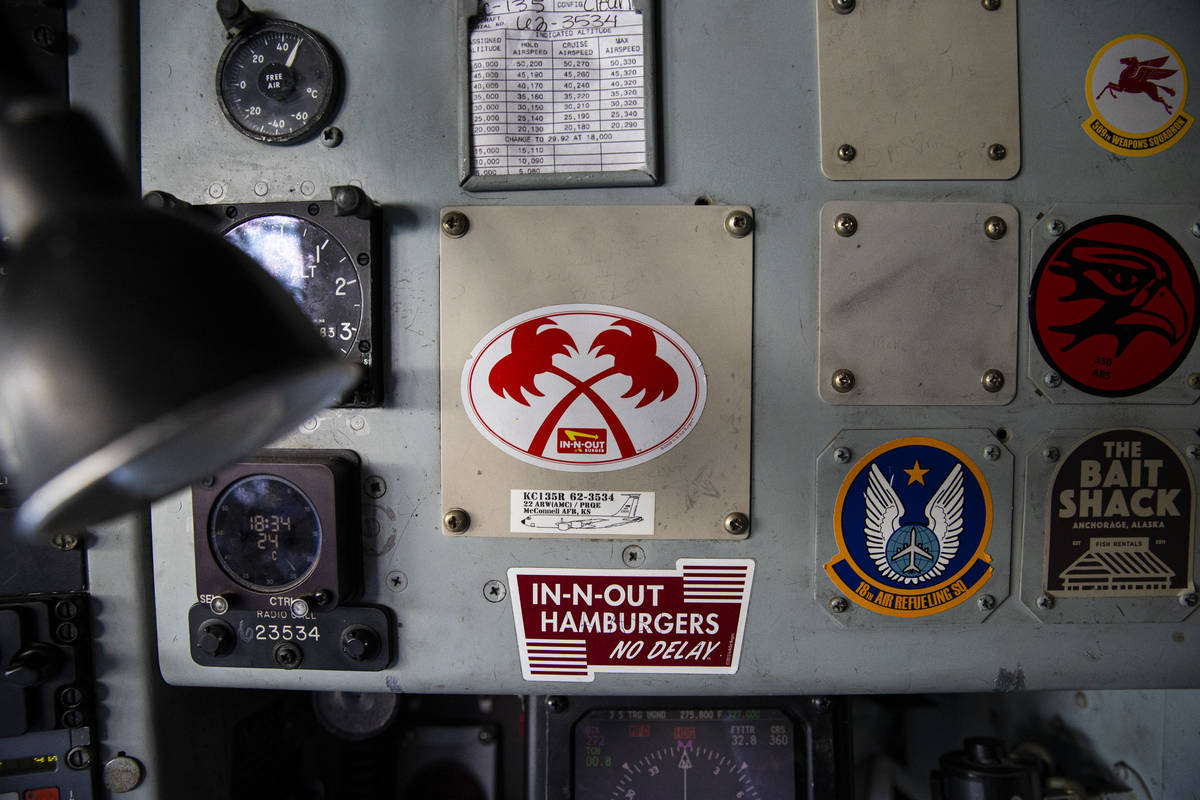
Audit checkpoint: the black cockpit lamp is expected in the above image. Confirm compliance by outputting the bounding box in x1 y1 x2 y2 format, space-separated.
0 68 357 538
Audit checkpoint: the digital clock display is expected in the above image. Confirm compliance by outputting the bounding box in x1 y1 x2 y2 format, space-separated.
574 708 797 800
208 474 321 591
0 753 57 776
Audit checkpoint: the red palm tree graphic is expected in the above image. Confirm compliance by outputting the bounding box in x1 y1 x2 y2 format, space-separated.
487 317 679 458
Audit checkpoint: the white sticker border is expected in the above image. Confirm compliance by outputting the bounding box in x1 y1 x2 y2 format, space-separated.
509 489 655 535
461 304 708 473
507 558 755 683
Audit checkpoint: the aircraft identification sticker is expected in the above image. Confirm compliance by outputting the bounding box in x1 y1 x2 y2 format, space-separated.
1030 215 1198 396
1045 429 1194 597
825 437 994 617
508 559 754 682
510 490 655 535
1083 34 1192 157
463 305 707 472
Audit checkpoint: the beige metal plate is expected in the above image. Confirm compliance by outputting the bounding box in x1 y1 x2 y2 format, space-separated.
440 206 753 539
817 0 1020 180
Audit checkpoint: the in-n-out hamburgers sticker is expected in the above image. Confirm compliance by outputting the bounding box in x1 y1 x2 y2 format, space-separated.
1045 429 1194 597
462 305 707 472
508 559 754 682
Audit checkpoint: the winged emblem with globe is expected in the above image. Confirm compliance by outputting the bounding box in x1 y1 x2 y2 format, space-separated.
863 462 964 585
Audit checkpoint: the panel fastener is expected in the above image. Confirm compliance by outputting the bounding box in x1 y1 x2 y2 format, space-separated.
834 213 858 237
441 211 470 238
724 210 754 238
831 368 855 392
984 216 1007 240
443 507 471 534
723 512 749 535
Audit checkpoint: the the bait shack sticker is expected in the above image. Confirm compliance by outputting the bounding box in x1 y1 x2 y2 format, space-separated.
1030 215 1198 397
1084 34 1192 157
508 559 754 682
1045 429 1194 596
825 437 994 617
463 305 707 472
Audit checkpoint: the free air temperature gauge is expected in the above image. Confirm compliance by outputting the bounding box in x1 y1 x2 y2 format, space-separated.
215 2 341 144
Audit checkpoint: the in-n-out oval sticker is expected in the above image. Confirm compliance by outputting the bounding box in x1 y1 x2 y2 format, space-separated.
1030 215 1198 397
462 305 706 472
1083 34 1193 157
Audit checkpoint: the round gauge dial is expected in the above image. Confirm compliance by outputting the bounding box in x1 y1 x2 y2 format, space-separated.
209 474 322 591
224 214 363 357
574 709 796 800
216 19 340 144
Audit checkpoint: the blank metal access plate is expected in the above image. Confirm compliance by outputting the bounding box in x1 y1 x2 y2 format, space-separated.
817 0 1020 180
440 206 752 539
819 201 1019 405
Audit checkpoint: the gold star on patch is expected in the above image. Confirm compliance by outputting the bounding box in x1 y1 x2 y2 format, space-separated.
904 460 929 485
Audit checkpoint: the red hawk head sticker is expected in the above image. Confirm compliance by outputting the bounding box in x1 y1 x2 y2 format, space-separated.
462 305 707 471
1030 216 1198 396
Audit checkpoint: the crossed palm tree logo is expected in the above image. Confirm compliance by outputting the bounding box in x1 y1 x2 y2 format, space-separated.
487 316 680 458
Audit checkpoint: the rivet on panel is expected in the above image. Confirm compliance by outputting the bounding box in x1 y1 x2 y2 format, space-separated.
981 369 1005 392
836 143 856 162
1042 447 1060 462
1042 372 1062 389
987 143 1007 161
483 580 507 603
831 368 855 393
982 445 1001 462
976 594 996 611
1036 593 1055 610
981 0 1000 10
1186 373 1200 390
1046 218 1066 237
833 447 852 464
442 211 470 238
1179 592 1198 608
828 596 849 613
443 507 471 534
831 0 855 13
983 217 1007 240
834 213 857 238
723 512 749 535
724 210 754 238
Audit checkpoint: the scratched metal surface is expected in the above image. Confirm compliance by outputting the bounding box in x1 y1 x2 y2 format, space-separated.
142 0 1200 693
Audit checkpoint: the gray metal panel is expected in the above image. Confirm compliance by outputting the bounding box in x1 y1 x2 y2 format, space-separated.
143 0 1200 695
818 201 1019 405
816 0 1021 180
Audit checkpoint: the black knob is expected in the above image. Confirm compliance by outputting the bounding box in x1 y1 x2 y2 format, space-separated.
196 620 234 657
3 643 63 687
340 626 380 662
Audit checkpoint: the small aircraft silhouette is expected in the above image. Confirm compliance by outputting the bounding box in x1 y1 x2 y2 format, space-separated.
893 528 934 575
521 494 643 531
1096 55 1178 113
